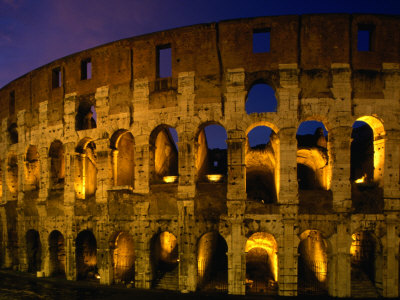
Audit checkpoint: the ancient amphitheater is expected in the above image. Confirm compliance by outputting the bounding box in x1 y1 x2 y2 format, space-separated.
0 13 399 298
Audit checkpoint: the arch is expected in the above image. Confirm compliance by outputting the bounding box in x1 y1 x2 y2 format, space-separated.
112 231 135 284
149 125 178 183
25 145 40 191
150 231 179 289
197 232 228 292
110 130 135 187
6 153 18 196
7 123 18 144
76 99 96 131
350 231 382 297
195 123 227 182
48 230 65 277
245 82 277 114
246 126 279 204
49 140 65 189
25 229 41 273
351 116 384 212
297 230 328 295
245 232 278 295
76 230 98 280
74 139 97 199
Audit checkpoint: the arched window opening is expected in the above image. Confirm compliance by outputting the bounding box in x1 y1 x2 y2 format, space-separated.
49 140 65 190
6 153 18 198
245 83 277 114
197 232 228 292
151 231 179 289
350 231 381 297
48 230 65 277
25 145 40 192
113 232 135 285
76 100 97 131
298 230 328 295
245 232 278 295
196 124 227 183
297 121 331 213
8 123 18 144
111 131 135 187
351 117 384 212
25 229 41 273
150 126 178 184
246 126 279 204
75 140 97 199
76 230 98 281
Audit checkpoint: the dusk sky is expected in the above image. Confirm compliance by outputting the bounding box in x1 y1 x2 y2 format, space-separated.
1 0 399 148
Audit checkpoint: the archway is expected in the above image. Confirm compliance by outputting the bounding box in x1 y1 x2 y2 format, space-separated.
111 130 135 187
49 140 65 189
245 232 278 295
297 230 328 295
113 232 135 284
350 231 382 297
151 231 179 289
196 123 227 183
75 139 97 199
351 117 384 212
25 229 41 273
48 230 65 277
76 230 98 280
149 126 178 184
245 83 277 114
197 232 228 292
76 100 96 130
246 126 279 204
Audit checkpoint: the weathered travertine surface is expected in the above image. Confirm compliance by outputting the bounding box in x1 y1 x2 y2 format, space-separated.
0 14 399 298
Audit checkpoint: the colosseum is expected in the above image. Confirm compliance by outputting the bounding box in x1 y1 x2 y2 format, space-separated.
0 13 399 298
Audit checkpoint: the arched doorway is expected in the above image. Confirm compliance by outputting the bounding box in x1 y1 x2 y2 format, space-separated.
25 229 41 273
113 232 135 284
245 83 277 114
48 230 65 277
151 231 179 289
350 231 381 297
197 232 228 292
245 232 278 295
76 230 98 280
110 130 135 187
75 139 97 199
49 140 65 190
297 230 328 295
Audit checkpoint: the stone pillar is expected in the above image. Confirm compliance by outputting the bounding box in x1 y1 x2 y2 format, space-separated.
177 71 195 117
383 132 400 210
177 200 196 292
134 135 150 194
133 78 149 123
41 229 50 277
381 213 399 297
278 218 298 296
97 225 113 285
134 202 151 288
330 126 352 212
278 64 300 114
328 219 351 297
177 132 196 199
224 68 246 118
63 142 76 206
65 231 76 280
95 138 111 205
95 86 110 129
226 131 246 200
227 201 246 295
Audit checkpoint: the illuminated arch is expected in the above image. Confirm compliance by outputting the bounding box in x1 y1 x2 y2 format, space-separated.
110 130 135 187
111 231 135 284
25 145 40 191
76 230 98 280
75 138 97 199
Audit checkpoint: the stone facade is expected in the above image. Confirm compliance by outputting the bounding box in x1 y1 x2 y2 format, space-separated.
0 14 399 298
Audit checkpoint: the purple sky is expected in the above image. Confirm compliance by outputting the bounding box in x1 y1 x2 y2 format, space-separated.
1 0 400 88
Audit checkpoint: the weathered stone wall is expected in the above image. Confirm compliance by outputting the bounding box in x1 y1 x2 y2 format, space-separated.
0 14 399 298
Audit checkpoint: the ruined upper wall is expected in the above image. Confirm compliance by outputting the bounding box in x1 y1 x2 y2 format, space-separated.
0 14 399 121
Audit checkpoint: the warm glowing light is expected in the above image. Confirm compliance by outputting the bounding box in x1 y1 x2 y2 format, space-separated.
206 174 223 182
355 175 366 184
95 273 100 279
163 175 178 183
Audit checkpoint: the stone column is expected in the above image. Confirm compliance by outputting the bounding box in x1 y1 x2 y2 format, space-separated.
226 131 246 201
278 218 298 296
95 86 110 130
65 231 76 280
95 138 111 205
96 225 113 285
41 229 50 277
134 202 151 289
134 135 150 194
330 126 352 212
383 131 400 210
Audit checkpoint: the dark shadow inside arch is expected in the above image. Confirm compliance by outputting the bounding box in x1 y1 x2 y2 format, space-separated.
26 229 41 273
49 140 65 190
150 231 179 289
197 232 228 292
196 124 227 182
76 230 98 281
350 121 383 213
246 83 277 114
8 123 18 144
76 100 97 131
49 230 65 277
